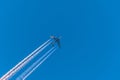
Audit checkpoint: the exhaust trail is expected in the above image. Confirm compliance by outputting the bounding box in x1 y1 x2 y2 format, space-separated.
17 47 56 80
18 47 57 80
1 39 52 80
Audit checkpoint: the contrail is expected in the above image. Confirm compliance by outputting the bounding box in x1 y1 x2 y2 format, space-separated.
1 39 52 80
17 47 56 80
18 47 57 80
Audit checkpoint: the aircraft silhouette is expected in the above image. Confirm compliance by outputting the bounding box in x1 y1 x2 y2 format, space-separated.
50 36 61 48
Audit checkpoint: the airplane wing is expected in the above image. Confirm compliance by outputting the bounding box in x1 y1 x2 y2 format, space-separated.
50 36 61 48
57 39 61 48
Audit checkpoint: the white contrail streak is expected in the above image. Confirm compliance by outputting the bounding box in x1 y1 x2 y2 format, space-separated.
20 47 57 80
17 47 56 80
1 39 52 80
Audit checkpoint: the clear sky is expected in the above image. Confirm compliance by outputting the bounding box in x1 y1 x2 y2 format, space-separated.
0 0 120 80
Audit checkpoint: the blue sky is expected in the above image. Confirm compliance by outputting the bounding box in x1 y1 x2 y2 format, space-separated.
0 0 120 80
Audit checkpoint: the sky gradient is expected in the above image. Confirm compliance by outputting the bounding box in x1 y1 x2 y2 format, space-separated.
0 0 120 80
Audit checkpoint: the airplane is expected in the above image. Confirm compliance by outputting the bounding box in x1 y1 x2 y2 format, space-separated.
50 36 61 48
